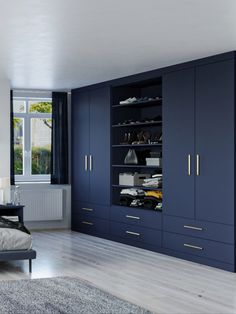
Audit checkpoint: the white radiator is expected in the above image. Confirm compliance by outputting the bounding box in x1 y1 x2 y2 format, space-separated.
20 189 63 221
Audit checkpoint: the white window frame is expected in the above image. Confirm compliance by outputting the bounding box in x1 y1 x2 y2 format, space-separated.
13 97 52 183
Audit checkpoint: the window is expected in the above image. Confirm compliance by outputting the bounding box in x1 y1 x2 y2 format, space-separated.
13 98 52 182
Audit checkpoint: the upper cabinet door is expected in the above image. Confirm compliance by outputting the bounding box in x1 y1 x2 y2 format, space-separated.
72 90 90 202
195 60 235 225
89 87 111 206
163 68 195 218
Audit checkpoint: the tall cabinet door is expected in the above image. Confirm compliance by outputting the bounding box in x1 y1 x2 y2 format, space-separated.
89 87 111 206
163 68 195 218
195 60 235 224
72 90 90 202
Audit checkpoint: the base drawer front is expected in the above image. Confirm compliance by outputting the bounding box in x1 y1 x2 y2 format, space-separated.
163 232 234 264
111 206 162 230
110 221 161 247
72 214 109 235
163 215 234 244
72 202 109 219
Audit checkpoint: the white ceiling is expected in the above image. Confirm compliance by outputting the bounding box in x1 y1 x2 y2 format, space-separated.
0 0 235 90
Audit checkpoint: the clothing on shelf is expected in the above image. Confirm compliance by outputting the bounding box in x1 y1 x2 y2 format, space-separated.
120 195 136 207
119 188 162 211
120 188 145 197
130 199 144 207
142 175 162 188
145 190 162 200
143 197 162 210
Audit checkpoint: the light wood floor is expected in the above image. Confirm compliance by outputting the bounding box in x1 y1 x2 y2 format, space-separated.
0 230 236 314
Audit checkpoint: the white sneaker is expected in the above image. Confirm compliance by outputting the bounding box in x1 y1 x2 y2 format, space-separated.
119 97 137 105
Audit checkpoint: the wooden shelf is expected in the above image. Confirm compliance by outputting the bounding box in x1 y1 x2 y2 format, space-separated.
112 98 162 108
112 143 162 148
112 184 162 191
112 164 161 169
112 121 162 128
112 203 162 212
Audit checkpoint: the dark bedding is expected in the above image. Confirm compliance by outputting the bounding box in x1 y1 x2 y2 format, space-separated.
0 217 30 235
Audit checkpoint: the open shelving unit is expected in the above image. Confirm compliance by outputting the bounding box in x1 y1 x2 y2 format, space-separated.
111 77 163 212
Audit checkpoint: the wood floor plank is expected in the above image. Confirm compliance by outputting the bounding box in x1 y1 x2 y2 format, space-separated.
0 230 235 313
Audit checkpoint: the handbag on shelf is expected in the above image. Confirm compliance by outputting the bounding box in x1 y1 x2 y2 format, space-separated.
124 149 138 165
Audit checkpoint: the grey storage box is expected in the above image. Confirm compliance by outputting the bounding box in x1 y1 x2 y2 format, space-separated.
146 158 162 166
119 173 150 186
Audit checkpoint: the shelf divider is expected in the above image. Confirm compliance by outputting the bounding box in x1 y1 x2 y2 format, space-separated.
112 184 162 191
112 121 162 128
112 164 162 169
112 143 162 148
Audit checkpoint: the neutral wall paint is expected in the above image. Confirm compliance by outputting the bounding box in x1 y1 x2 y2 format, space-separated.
0 79 10 179
11 90 71 230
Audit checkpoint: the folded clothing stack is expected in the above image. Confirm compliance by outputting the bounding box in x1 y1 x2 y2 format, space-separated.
119 188 162 211
144 191 162 211
142 174 162 188
120 188 145 207
120 188 145 197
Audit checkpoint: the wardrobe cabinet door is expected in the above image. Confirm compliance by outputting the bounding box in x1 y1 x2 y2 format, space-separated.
163 68 195 218
72 90 90 202
89 87 111 206
195 60 235 225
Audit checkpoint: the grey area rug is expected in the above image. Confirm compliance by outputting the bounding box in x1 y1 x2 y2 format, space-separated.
0 276 152 314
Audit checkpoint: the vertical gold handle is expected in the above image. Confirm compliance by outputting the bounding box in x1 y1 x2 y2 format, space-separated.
85 155 88 171
196 154 200 176
188 154 191 176
89 155 92 171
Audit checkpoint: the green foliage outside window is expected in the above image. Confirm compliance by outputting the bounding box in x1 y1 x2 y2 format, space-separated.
14 146 51 175
29 102 52 129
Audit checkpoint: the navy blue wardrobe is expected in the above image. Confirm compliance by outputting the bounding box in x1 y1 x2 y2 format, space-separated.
72 52 235 271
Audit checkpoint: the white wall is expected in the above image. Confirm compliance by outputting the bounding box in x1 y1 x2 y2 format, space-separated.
0 79 10 179
5 88 71 230
12 90 72 230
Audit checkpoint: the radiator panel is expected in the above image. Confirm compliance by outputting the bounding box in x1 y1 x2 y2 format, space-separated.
20 189 63 221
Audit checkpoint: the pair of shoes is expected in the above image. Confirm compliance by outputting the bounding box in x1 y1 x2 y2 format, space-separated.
131 130 151 144
118 119 135 125
119 97 138 105
119 96 162 105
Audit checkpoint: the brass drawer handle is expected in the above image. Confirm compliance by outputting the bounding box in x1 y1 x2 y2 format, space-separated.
82 207 93 212
184 243 203 250
126 231 140 236
82 221 94 226
184 225 203 231
126 215 140 220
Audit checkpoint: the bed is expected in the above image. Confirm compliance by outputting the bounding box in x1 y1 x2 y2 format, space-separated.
0 205 36 272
